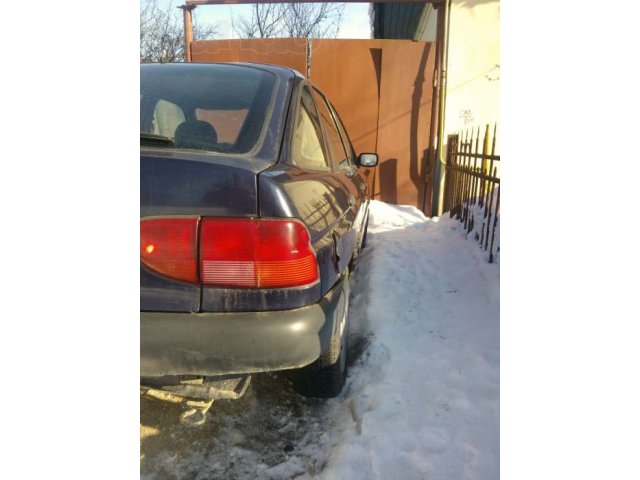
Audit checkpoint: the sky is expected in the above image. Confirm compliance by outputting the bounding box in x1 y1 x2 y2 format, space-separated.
186 3 372 39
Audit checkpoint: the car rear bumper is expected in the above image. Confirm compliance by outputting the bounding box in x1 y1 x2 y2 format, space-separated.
140 275 347 377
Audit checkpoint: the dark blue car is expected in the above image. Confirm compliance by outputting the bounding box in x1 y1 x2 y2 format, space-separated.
140 62 377 411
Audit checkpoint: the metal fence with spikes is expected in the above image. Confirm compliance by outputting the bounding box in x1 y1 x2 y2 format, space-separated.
443 125 500 263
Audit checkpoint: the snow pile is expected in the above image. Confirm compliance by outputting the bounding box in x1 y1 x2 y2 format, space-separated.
322 200 499 480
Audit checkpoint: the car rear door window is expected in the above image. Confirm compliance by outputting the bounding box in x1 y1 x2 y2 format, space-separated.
329 102 357 168
312 89 350 172
290 86 330 171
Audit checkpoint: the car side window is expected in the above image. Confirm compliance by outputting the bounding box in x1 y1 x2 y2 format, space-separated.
312 89 350 172
329 102 357 168
152 99 186 138
290 86 330 171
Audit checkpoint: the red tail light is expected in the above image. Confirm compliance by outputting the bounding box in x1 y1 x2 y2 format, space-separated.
140 218 199 283
200 218 319 288
140 217 319 288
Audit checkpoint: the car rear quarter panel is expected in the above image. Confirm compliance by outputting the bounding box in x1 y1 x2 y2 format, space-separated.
257 78 366 297
258 165 355 297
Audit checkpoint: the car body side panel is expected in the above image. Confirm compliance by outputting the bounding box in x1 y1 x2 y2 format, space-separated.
259 165 356 297
332 172 360 257
257 77 370 298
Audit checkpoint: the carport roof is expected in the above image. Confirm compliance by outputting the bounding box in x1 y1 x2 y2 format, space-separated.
372 3 434 39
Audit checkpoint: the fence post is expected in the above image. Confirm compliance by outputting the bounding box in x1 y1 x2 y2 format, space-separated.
482 124 490 174
480 124 490 206
444 134 453 213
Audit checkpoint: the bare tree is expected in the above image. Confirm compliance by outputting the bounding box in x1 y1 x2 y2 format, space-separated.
140 0 218 63
282 3 345 38
235 3 345 39
234 4 285 38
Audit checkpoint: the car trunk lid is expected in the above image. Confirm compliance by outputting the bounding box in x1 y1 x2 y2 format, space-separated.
140 149 270 312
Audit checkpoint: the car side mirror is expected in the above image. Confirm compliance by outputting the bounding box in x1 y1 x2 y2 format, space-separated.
358 153 378 167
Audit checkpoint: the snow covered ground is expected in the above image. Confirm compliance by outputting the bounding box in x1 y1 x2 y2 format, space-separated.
322 201 499 479
140 200 500 480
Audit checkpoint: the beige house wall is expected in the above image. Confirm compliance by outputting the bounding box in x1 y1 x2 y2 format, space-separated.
418 0 500 139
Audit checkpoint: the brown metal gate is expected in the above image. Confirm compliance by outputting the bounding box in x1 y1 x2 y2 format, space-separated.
191 38 436 210
191 38 308 75
309 39 383 203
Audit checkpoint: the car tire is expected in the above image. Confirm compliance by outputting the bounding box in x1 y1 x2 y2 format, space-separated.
291 275 350 398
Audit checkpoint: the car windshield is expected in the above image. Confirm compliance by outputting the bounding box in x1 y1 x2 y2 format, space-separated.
140 64 276 155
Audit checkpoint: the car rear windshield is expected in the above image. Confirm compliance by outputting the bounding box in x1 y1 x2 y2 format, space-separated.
140 64 276 155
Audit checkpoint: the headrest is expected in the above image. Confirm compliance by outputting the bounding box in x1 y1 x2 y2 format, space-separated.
174 120 218 150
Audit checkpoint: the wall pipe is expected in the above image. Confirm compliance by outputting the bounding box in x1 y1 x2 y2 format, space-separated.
432 0 450 216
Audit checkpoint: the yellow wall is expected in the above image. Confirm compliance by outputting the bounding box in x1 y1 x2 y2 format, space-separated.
417 0 499 214
419 0 500 139
446 0 500 139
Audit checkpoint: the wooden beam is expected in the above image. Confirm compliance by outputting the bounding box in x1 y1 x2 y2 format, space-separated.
181 5 194 62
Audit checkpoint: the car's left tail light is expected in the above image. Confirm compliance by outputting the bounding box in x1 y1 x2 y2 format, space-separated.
140 218 199 283
140 217 319 289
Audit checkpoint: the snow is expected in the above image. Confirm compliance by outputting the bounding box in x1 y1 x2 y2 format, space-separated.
140 200 499 479
455 192 501 265
321 200 500 480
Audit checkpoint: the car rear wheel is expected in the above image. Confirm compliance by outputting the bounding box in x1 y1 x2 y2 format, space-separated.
291 275 350 398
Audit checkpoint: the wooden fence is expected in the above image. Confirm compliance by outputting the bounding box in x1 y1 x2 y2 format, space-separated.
443 125 500 263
